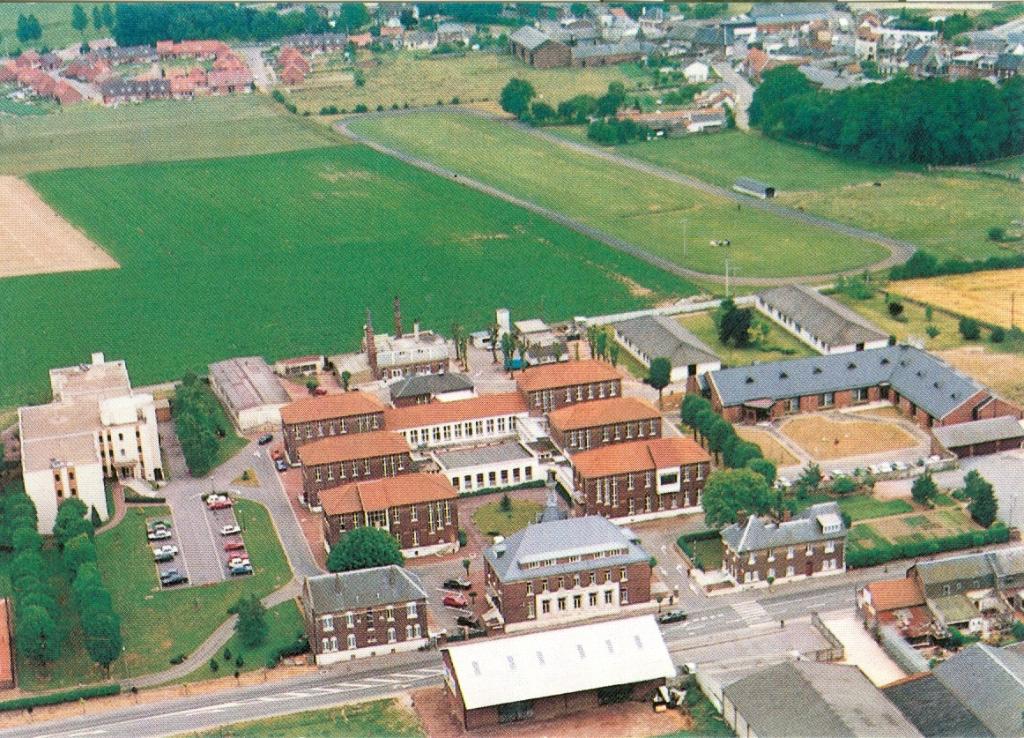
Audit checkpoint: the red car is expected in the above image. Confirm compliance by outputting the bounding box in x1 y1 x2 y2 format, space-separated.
311 387 328 396
208 499 233 510
224 540 246 552
271 447 284 461
443 593 468 609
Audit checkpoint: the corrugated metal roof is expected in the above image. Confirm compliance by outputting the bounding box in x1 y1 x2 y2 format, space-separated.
758 285 887 347
510 25 556 50
934 644 1024 736
434 440 533 470
932 415 1024 450
883 673 993 738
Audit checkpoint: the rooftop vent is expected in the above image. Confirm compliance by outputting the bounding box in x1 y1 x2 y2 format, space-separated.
847 362 857 370
813 367 823 374
881 358 890 365
745 376 754 384
933 382 940 388
779 371 788 380
916 370 924 378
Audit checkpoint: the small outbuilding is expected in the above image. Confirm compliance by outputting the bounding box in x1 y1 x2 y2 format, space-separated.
931 415 1024 458
733 177 775 199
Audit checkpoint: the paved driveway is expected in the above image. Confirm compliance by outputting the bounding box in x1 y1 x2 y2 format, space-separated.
936 450 1024 529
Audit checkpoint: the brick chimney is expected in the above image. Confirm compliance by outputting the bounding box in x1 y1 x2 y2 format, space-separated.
364 308 379 380
393 295 403 339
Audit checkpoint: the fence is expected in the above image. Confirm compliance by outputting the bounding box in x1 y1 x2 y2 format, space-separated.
809 612 845 662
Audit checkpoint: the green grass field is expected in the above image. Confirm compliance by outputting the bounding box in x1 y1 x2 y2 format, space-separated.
588 128 1024 264
981 155 1024 177
1 144 690 407
472 498 543 537
832 291 967 351
0 95 342 175
0 3 107 53
692 536 724 570
176 698 424 737
346 112 889 278
837 495 913 522
675 311 815 367
288 49 652 115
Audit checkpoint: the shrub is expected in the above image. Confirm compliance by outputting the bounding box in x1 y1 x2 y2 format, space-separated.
223 648 231 661
169 654 186 665
209 658 219 672
319 105 339 115
959 317 981 340
0 684 120 713
926 325 940 339
887 301 904 318
457 529 467 547
988 226 1007 242
833 477 857 495
354 103 368 113
991 326 1005 343
235 655 244 668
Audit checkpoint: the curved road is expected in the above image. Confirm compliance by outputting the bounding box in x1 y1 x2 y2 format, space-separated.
336 112 917 286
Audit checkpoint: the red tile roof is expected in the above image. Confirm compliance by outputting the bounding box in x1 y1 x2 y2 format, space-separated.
54 82 82 105
548 397 660 431
864 578 925 612
516 360 622 393
281 392 384 425
297 431 410 466
572 437 710 478
383 392 527 430
321 472 456 515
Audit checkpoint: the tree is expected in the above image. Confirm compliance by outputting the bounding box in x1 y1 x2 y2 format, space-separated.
101 4 114 30
988 226 1006 242
487 324 499 363
90 506 102 529
746 457 777 485
724 440 762 469
499 493 512 512
680 394 711 439
16 605 60 664
964 470 997 527
959 317 981 340
72 5 88 35
340 370 351 391
888 301 904 318
340 3 370 30
52 497 90 546
83 608 122 672
232 594 268 649
911 472 938 505
705 417 736 463
647 358 671 408
63 533 97 575
327 527 404 572
595 81 626 116
716 298 753 347
833 476 857 495
530 101 556 124
702 469 774 528
991 326 1006 343
860 59 882 79
793 464 822 499
499 78 536 119
608 343 620 367
92 6 103 30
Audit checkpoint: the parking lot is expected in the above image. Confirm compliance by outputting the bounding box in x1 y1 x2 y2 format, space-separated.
146 514 190 589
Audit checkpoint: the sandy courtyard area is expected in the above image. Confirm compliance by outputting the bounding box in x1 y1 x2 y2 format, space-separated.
779 414 918 460
0 176 118 278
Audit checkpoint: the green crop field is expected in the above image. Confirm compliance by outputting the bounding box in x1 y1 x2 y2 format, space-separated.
287 49 651 115
1 144 690 406
0 3 107 53
347 112 888 278
0 95 343 175
580 128 1024 264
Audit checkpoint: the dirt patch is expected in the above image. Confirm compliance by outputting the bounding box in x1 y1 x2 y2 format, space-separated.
873 479 913 501
0 176 119 279
779 414 918 460
735 426 799 466
937 346 1024 407
318 166 376 183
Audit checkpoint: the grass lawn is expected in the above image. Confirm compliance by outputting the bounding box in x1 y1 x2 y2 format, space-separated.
692 536 724 570
850 507 980 554
0 96 54 117
579 127 1024 264
0 95 343 175
346 112 889 278
675 311 815 367
472 498 543 538
94 499 292 686
982 155 1024 177
837 495 913 522
832 291 967 351
0 3 107 52
612 341 650 380
1 145 690 407
175 698 424 737
290 49 654 115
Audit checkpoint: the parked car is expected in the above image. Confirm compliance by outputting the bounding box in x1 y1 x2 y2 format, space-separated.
147 519 172 530
258 434 273 445
227 556 251 568
205 493 229 504
152 545 178 557
275 459 288 473
207 499 233 510
154 551 174 563
271 447 284 461
229 564 253 576
147 529 172 541
657 610 688 625
160 570 188 586
311 386 328 396
443 593 469 609
893 461 909 472
224 540 246 552
456 614 480 628
443 578 472 591
220 524 241 536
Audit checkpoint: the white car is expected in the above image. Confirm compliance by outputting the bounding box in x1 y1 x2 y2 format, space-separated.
227 557 251 568
893 461 909 472
152 545 178 557
220 524 241 536
147 529 172 541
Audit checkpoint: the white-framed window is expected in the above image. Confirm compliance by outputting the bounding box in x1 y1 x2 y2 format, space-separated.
407 601 418 618
825 540 835 553
386 606 395 622
345 611 354 628
527 601 535 619
787 547 795 559
620 567 628 582
405 624 413 639
786 565 794 577
542 599 551 614
347 634 357 650
387 627 397 643
322 615 334 632
604 589 614 604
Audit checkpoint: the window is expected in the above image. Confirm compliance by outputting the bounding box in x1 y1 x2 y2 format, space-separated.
786 565 794 577
628 498 635 515
322 637 337 652
627 474 634 491
527 601 535 619
406 624 414 639
542 578 549 592
604 589 614 604
854 387 869 402
386 606 395 622
619 567 627 582
526 581 533 595
387 627 397 643
486 419 495 434
322 615 334 632
557 598 567 611
347 634 357 650
605 570 612 583
825 541 835 553
787 547 794 559
820 392 835 407
410 505 418 522
346 612 354 628
573 595 582 609
573 573 581 588
542 600 551 614
558 576 565 590
620 588 629 604
589 592 598 606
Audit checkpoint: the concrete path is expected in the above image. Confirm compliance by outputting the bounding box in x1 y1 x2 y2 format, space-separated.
712 61 753 130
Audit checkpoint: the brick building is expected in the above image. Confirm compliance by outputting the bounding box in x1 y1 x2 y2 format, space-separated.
570 437 710 522
298 431 412 509
301 566 428 663
383 393 528 450
320 473 459 557
280 392 385 463
516 360 622 416
363 300 450 380
482 515 652 631
547 396 661 453
707 345 1021 429
720 503 847 588
509 26 571 68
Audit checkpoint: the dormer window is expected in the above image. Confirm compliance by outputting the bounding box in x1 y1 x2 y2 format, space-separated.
813 367 822 374
745 376 754 384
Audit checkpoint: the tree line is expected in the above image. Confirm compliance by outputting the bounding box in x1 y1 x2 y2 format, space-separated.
174 372 229 477
750 66 1024 165
890 249 1024 281
112 3 330 47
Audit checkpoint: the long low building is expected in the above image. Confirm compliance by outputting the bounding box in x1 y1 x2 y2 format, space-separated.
931 415 1024 458
755 285 889 355
432 441 541 494
384 393 528 449
613 315 721 385
547 396 662 453
442 615 674 729
208 356 291 431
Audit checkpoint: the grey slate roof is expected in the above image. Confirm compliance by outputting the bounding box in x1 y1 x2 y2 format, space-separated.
734 177 773 195
571 41 654 60
614 315 720 369
389 372 473 401
434 440 533 470
709 345 985 420
996 52 1024 72
757 285 887 347
510 25 558 50
914 551 999 588
883 674 994 738
483 515 649 583
303 565 426 614
721 502 845 553
933 644 1024 737
724 661 923 738
932 415 1024 450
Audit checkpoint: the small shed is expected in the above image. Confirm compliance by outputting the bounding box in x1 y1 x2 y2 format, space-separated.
733 178 775 199
931 415 1024 458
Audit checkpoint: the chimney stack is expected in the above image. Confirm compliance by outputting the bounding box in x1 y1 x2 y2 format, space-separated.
393 295 403 338
364 308 379 380
737 509 748 527
334 572 341 593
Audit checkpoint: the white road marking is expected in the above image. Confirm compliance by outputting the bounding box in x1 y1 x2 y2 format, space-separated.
361 677 405 685
37 730 107 738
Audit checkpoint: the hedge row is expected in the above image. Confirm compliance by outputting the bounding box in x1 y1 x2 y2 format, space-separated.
0 683 120 712
847 523 1010 568
265 634 310 669
456 479 546 500
123 491 166 504
891 250 1024 281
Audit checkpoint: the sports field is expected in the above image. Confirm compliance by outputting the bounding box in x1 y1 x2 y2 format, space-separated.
0 145 690 407
595 129 1024 263
346 112 889 277
0 95 342 175
893 269 1024 329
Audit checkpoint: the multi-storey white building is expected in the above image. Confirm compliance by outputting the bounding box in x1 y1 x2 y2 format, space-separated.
19 353 163 532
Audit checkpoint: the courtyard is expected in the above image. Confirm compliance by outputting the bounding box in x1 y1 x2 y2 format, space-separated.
778 413 920 461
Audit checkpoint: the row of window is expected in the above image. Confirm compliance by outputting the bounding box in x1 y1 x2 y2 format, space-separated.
357 501 452 531
523 568 628 593
745 541 837 565
312 454 405 483
520 548 628 571
532 381 619 411
565 419 659 449
321 623 422 652
450 465 533 491
529 587 625 618
295 414 381 440
321 602 418 632
405 416 513 446
739 558 839 583
782 387 871 414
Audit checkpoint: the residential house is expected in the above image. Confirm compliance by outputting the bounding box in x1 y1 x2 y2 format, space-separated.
548 397 662 454
755 285 889 355
364 305 450 381
617 107 727 135
403 30 438 51
281 32 348 52
433 441 540 494
482 515 652 630
299 431 413 509
156 39 231 59
720 503 847 588
612 315 721 386
436 22 471 45
301 566 428 663
99 77 171 104
517 359 622 416
570 40 654 67
280 392 385 463
383 393 528 449
320 472 459 556
857 577 937 643
684 60 710 83
389 373 475 408
571 437 710 521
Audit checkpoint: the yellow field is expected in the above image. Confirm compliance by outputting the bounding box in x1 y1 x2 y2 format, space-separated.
894 269 1024 329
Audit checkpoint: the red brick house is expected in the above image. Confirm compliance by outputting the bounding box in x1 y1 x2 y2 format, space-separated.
517 360 622 416
548 396 661 453
302 566 428 663
857 577 936 642
279 63 306 85
509 26 572 68
298 431 412 509
320 473 459 557
280 392 385 463
570 437 710 521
